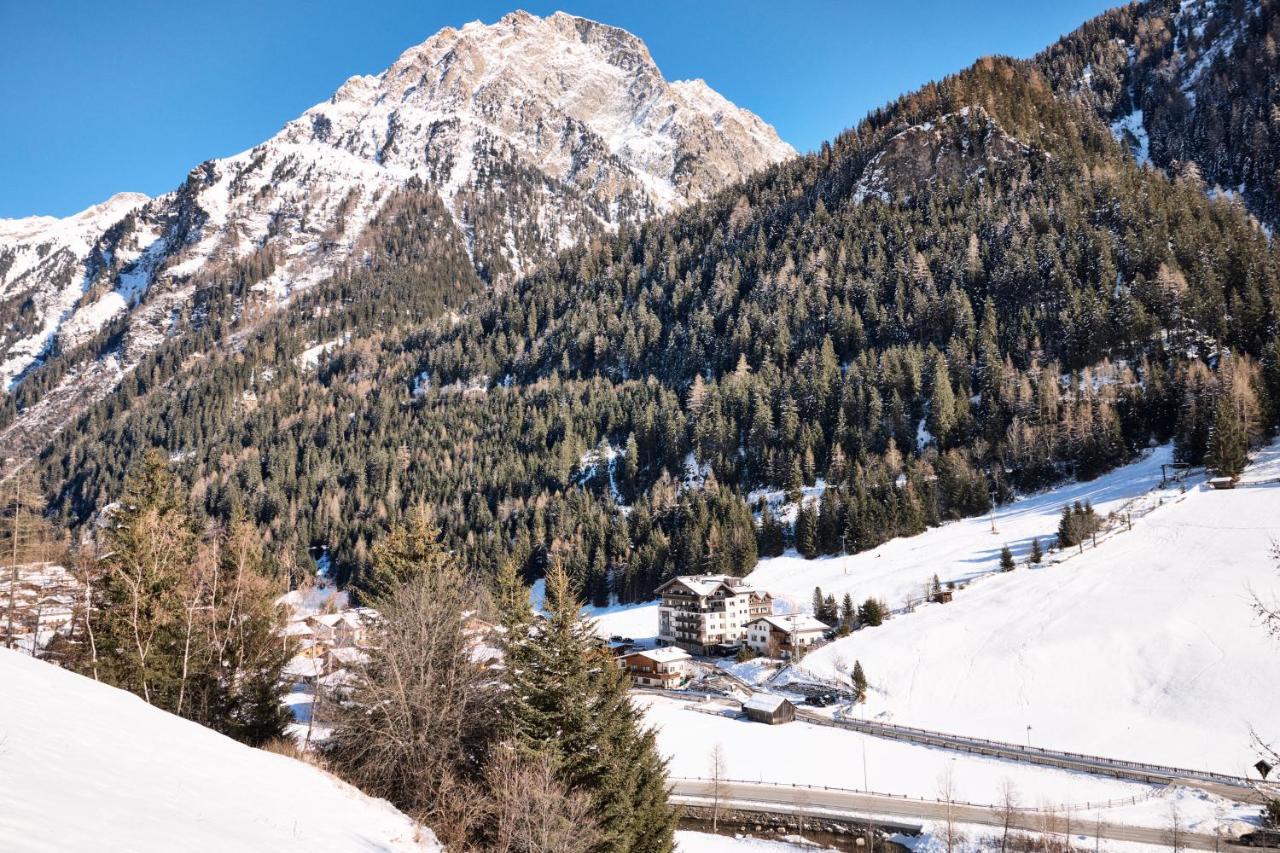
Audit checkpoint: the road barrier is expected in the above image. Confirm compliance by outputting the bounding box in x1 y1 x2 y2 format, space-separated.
821 711 1252 788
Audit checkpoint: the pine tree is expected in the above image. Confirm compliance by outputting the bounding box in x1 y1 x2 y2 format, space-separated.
360 503 449 601
757 502 785 558
1029 537 1043 564
1207 374 1249 478
927 353 956 446
796 504 819 559
816 488 842 555
621 432 641 501
999 545 1015 572
1057 505 1074 548
858 597 885 627
811 586 825 620
851 660 867 703
92 449 197 707
840 592 855 635
823 594 838 625
500 561 675 851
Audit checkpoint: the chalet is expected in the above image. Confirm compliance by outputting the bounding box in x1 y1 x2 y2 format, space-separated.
744 614 829 657
307 611 372 648
618 647 694 689
742 692 795 725
655 575 772 655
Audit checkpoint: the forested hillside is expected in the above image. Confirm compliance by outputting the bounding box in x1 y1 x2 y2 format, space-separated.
1039 0 1280 230
29 3 1280 606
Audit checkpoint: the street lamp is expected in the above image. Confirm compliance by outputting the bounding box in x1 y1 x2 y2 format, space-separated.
1026 725 1032 749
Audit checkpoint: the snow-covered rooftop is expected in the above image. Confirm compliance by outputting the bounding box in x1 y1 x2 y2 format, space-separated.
743 692 790 714
658 574 759 597
749 614 829 634
632 647 692 664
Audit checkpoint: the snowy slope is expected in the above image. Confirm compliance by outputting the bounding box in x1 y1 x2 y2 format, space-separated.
0 192 149 388
595 446 1179 643
795 442 1280 774
748 445 1176 614
0 649 439 853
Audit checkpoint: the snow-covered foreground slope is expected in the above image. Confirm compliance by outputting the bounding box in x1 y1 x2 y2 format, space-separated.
796 442 1280 774
0 649 439 853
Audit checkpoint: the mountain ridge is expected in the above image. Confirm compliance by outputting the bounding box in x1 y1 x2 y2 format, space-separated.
0 9 791 412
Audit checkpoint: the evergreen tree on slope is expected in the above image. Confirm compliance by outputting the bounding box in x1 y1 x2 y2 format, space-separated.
500 559 675 852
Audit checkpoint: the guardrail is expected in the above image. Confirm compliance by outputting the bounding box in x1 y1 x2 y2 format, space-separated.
822 711 1252 788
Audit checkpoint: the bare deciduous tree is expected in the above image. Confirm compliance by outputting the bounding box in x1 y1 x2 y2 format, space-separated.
709 742 726 833
999 776 1020 852
1168 800 1185 852
484 749 602 853
326 552 495 838
937 764 961 853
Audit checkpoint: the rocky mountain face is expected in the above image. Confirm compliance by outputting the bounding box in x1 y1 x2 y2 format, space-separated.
0 10 792 448
1039 0 1279 230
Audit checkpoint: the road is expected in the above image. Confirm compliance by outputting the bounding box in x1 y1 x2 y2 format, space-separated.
670 778 1251 850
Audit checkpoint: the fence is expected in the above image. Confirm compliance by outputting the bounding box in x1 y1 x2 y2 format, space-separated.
821 710 1252 788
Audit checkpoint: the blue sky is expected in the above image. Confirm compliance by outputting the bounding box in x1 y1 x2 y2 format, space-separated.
0 1 1117 218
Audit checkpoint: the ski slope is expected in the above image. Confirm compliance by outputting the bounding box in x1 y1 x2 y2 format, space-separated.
748 445 1177 615
796 442 1280 775
596 446 1179 642
0 649 439 853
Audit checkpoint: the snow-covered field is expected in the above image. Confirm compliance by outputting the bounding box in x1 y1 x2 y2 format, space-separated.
795 442 1280 774
627 444 1280 841
641 694 1260 836
0 649 439 853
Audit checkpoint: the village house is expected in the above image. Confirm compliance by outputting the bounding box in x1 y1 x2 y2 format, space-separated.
744 613 829 658
742 692 795 725
305 610 373 648
656 575 772 655
617 647 694 689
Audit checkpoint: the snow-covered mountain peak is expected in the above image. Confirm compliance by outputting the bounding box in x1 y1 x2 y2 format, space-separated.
293 9 793 212
0 191 148 245
0 11 794 444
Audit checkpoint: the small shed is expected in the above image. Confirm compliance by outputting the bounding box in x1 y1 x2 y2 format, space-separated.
1208 476 1237 490
742 692 795 725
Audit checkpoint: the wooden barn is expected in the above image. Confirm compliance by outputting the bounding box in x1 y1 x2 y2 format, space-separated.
742 693 795 725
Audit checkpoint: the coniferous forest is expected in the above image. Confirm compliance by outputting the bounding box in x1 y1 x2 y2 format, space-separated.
9 1 1280 611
